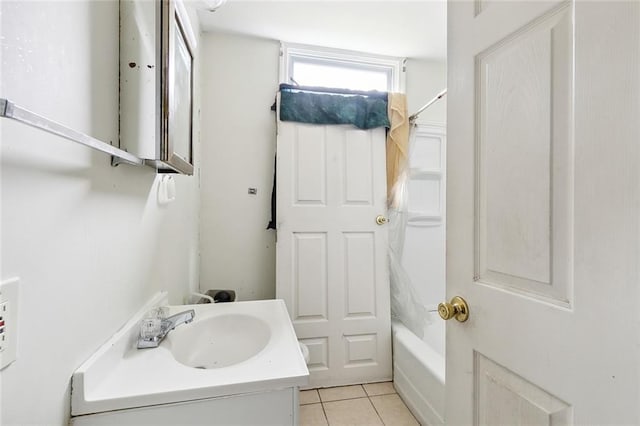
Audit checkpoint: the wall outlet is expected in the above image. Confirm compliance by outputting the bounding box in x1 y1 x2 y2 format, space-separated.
0 301 7 353
0 277 19 370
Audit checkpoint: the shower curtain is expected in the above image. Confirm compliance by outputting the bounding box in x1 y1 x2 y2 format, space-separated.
388 124 428 338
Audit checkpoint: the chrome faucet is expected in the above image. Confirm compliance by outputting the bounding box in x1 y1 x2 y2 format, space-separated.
137 309 195 349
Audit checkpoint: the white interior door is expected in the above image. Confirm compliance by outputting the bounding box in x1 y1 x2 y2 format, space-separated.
447 1 640 424
276 116 392 388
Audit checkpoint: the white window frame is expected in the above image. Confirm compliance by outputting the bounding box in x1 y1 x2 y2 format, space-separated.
279 42 406 93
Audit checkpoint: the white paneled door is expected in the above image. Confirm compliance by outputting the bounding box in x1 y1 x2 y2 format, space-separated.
447 1 639 424
276 116 391 388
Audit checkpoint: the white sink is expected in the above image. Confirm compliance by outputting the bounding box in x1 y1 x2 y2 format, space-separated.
167 314 271 369
71 293 308 417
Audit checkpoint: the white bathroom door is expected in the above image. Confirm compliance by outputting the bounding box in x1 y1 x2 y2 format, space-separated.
446 1 640 424
275 116 392 388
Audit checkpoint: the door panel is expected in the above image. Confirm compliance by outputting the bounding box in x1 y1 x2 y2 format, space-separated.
475 352 572 425
344 232 376 317
476 3 573 305
343 130 374 204
447 1 640 424
277 115 391 387
293 233 328 321
294 126 326 205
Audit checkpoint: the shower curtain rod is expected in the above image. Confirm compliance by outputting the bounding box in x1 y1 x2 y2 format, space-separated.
279 83 388 99
408 88 447 123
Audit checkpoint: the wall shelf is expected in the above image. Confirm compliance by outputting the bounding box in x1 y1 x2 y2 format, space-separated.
407 215 442 227
409 168 442 178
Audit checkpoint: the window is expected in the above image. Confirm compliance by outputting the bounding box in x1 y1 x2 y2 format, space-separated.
280 43 406 93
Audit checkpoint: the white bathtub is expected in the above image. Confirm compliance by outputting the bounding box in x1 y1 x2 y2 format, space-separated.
392 314 445 426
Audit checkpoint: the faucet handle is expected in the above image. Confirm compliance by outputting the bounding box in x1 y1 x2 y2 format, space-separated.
140 318 162 341
139 307 169 339
147 307 168 320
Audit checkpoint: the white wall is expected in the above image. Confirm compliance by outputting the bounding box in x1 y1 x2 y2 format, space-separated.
199 33 280 301
199 32 446 301
406 59 447 125
0 1 201 424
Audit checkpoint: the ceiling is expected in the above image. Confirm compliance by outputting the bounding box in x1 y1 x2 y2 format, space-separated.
195 1 447 60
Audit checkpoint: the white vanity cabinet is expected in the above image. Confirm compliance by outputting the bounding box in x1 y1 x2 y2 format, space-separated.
71 387 300 426
119 0 196 175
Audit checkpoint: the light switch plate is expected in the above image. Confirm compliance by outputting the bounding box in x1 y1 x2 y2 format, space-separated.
0 277 19 369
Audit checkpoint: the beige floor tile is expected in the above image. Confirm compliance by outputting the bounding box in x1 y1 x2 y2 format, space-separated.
363 381 396 396
370 394 419 426
323 397 384 426
300 389 321 405
318 384 366 402
300 403 328 426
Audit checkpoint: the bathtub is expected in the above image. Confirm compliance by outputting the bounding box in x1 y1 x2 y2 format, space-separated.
392 314 445 426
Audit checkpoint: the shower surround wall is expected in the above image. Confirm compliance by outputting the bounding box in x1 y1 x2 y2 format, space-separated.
0 1 201 424
199 32 446 301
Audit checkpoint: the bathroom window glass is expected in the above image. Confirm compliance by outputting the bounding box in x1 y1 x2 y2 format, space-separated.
281 43 406 93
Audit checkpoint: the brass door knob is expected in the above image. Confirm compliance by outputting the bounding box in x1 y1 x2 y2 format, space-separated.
376 215 388 225
438 296 469 322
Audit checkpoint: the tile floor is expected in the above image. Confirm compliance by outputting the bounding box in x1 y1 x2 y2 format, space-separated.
299 382 420 426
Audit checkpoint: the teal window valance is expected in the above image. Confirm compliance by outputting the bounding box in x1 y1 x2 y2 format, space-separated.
279 84 390 130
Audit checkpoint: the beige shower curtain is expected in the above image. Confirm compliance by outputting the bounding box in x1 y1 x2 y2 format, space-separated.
386 92 410 208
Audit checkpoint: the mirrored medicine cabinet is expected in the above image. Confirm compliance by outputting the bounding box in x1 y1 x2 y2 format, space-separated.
120 0 196 175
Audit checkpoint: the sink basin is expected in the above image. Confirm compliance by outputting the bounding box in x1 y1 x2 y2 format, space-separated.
71 295 308 417
166 314 271 369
